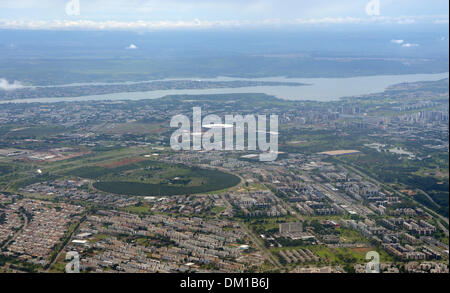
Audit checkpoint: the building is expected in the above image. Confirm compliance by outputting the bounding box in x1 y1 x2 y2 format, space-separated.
279 222 303 234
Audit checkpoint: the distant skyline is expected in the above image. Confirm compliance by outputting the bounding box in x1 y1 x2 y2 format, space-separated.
0 0 448 30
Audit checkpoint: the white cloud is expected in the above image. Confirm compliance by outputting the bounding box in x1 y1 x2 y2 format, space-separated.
126 43 138 49
0 78 25 91
0 0 448 20
391 39 404 44
396 18 416 24
391 39 420 48
402 43 420 47
0 15 448 31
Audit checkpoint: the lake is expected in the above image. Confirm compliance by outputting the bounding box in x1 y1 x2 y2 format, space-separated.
1 73 448 104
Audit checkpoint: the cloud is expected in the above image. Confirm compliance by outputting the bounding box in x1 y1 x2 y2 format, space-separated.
391 39 404 44
0 0 448 20
0 15 448 31
126 43 138 49
396 18 416 24
0 78 25 91
402 43 420 47
390 39 420 48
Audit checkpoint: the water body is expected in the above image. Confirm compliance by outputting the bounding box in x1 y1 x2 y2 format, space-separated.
2 73 448 104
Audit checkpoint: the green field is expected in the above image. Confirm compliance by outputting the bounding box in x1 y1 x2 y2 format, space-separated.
335 149 449 217
3 126 67 138
67 159 241 196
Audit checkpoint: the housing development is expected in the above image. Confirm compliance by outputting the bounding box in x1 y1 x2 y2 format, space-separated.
0 78 448 273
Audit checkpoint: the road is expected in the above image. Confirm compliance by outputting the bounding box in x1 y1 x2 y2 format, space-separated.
45 216 86 272
417 189 441 209
437 220 449 237
338 160 449 225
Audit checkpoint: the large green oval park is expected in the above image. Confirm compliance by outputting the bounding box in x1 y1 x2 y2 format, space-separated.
67 159 241 196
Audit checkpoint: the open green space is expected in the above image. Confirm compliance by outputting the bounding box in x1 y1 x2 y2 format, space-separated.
334 150 449 217
66 159 240 196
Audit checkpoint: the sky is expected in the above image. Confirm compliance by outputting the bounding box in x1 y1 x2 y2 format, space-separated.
0 0 448 30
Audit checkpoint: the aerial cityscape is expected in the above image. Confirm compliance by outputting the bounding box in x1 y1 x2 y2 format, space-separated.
0 0 448 279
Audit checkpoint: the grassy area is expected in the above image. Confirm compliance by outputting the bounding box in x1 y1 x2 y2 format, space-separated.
4 125 67 138
210 206 226 215
73 160 242 196
48 253 67 273
337 228 370 243
271 245 394 266
245 216 299 234
89 233 111 244
334 151 449 217
92 122 166 135
120 203 153 215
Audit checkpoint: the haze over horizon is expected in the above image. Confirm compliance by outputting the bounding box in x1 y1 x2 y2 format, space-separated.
0 0 448 30
0 1 448 86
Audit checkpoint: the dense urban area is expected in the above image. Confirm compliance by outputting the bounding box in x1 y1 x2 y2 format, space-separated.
0 78 448 273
